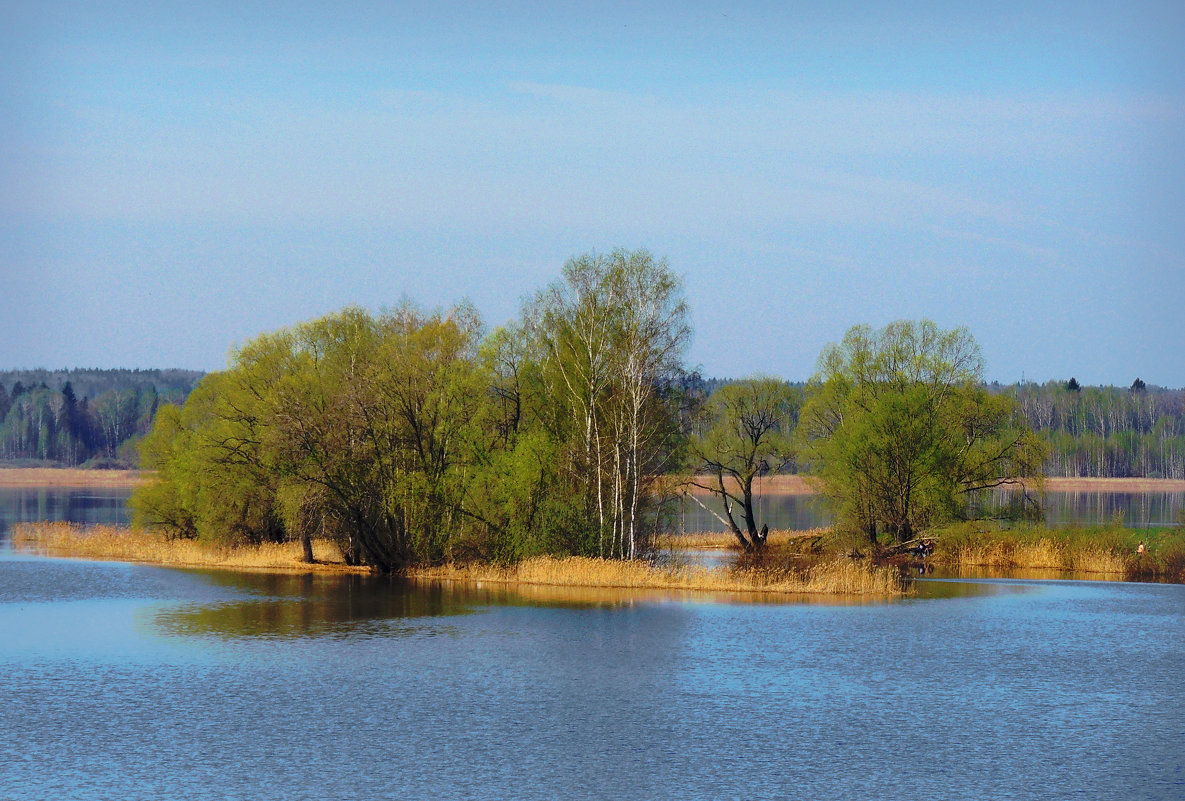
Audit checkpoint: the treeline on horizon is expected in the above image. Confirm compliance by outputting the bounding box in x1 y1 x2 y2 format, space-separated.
689 375 1185 480
1010 379 1184 479
3 350 1182 482
0 369 204 467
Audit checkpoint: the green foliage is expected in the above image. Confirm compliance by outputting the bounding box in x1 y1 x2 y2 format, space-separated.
526 248 691 559
800 320 1046 543
131 251 692 571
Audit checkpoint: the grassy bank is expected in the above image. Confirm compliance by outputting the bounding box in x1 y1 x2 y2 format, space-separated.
663 522 1185 584
929 522 1185 582
10 522 905 596
10 522 368 574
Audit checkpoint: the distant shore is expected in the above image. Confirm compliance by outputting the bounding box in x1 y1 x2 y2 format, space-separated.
0 468 149 487
3 468 1183 493
681 474 1185 495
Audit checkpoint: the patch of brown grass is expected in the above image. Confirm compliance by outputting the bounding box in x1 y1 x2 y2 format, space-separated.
409 553 904 596
932 524 1147 578
10 522 366 573
1040 477 1185 493
679 475 822 496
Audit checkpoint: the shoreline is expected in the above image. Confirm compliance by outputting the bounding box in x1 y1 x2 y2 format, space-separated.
9 522 905 597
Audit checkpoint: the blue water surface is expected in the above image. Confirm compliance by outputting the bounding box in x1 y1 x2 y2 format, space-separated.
1 489 1182 800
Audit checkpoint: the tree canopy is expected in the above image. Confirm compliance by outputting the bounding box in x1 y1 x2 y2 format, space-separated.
132 250 691 571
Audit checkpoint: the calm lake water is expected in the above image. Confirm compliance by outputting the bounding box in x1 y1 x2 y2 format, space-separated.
1 489 1183 800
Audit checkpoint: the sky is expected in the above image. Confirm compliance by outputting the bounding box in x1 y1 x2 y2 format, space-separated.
2 0 1183 386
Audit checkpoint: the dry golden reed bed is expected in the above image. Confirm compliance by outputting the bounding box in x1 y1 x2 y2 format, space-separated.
0 468 149 487
1040 477 1185 493
10 522 368 574
941 537 1132 575
681 474 821 496
12 522 904 596
928 522 1185 582
410 554 902 596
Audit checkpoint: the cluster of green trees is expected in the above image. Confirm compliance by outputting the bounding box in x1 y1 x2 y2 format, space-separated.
683 323 1045 548
133 250 690 572
133 252 1047 568
0 370 202 466
797 322 1046 543
1008 381 1185 479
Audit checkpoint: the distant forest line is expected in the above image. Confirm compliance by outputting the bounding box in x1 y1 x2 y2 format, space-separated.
1 368 1181 479
0 369 203 468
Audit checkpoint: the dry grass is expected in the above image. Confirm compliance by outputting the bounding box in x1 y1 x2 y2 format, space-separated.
0 468 149 487
410 554 905 596
950 538 1072 570
949 540 1131 576
1040 477 1185 493
931 523 1185 579
10 522 368 574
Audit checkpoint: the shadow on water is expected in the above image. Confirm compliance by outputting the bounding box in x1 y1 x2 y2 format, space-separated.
154 571 476 640
156 563 934 640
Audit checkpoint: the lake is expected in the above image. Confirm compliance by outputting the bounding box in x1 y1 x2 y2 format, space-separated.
1 488 1183 800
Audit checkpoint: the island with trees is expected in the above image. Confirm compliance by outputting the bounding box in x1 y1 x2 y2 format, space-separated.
10 250 1185 588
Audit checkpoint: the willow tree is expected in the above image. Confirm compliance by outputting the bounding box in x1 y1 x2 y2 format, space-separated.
799 320 1046 544
132 304 490 572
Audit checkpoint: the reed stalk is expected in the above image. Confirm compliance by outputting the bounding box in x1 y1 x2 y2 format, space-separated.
931 522 1185 581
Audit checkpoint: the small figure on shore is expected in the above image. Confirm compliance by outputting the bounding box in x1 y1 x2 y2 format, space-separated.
1137 541 1146 556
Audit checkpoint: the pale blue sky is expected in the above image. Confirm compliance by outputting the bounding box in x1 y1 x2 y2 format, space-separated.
2 1 1183 385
